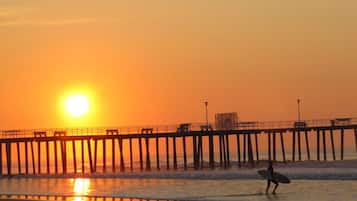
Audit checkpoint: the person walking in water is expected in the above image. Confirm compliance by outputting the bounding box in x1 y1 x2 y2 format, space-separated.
266 161 279 194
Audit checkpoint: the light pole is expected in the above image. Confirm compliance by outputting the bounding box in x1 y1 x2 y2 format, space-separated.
297 99 302 122
204 101 208 129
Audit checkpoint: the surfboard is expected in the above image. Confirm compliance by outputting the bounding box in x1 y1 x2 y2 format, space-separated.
257 170 291 184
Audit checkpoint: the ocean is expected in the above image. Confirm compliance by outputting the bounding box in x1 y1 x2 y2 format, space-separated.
1 160 357 201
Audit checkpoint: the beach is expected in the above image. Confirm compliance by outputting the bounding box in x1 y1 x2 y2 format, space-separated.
1 160 357 201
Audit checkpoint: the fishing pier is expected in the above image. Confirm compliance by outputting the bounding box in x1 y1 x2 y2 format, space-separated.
1 117 357 176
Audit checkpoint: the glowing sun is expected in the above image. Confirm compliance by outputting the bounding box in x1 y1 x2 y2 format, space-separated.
65 94 89 117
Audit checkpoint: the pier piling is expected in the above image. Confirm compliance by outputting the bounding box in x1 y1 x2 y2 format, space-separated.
280 132 286 162
330 129 336 160
304 131 310 160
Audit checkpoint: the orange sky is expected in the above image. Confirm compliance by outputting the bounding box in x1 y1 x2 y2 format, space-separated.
1 0 357 129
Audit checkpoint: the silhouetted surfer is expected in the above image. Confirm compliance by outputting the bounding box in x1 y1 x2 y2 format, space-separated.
266 161 279 194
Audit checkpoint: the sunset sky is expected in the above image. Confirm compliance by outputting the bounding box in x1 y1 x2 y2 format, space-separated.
1 0 357 129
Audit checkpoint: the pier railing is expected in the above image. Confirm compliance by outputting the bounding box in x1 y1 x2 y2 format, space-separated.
1 117 357 139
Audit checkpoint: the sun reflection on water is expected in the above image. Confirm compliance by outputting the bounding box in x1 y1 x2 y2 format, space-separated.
71 178 90 201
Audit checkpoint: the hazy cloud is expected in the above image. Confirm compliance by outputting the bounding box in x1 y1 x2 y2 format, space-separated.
0 7 114 27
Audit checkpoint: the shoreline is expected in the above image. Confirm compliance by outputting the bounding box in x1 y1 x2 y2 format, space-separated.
2 159 357 180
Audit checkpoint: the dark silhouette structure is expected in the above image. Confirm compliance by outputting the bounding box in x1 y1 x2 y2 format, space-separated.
0 118 357 176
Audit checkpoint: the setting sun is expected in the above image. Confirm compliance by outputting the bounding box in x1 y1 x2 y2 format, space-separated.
65 94 89 117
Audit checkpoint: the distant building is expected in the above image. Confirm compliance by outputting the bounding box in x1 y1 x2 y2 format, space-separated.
215 112 238 130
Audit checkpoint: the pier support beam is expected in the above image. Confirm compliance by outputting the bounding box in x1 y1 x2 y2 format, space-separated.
322 130 327 161
317 130 320 161
182 136 187 170
94 140 98 172
17 142 21 174
46 141 50 174
37 141 41 174
112 138 115 173
330 129 336 160
222 134 227 168
280 132 286 162
199 135 203 168
354 128 357 153
166 136 170 170
173 136 177 169
236 134 241 167
156 134 160 170
247 134 254 164
25 142 29 174
138 137 143 171
81 140 85 173
304 131 310 160
145 137 151 171
129 138 133 171
61 141 67 174
273 132 276 161
87 140 94 173
292 131 296 162
72 140 77 173
340 129 344 160
243 133 247 163
268 132 271 161
118 138 125 172
54 141 58 174
31 141 35 174
102 139 106 173
6 143 11 175
208 133 214 169
0 143 2 175
219 135 223 167
297 130 301 161
193 135 198 170
255 133 259 162
225 134 230 167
